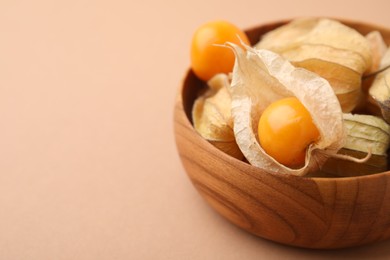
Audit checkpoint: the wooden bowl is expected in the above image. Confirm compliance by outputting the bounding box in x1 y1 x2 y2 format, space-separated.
174 19 390 249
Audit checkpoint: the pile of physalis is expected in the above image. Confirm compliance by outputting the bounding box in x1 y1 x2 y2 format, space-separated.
190 18 390 177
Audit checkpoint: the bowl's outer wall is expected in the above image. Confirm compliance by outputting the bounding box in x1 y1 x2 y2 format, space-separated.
174 19 390 249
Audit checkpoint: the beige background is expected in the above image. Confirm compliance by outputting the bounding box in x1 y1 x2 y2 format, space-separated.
1 0 390 259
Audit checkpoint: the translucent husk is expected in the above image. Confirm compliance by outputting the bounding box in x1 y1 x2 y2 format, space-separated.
342 113 390 155
228 43 345 176
309 114 390 177
292 59 362 113
365 31 388 74
192 74 244 160
255 18 372 112
255 18 372 71
281 43 368 74
368 48 390 123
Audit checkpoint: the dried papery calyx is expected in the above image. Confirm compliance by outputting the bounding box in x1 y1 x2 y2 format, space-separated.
228 42 345 176
255 18 372 73
359 31 388 111
292 59 362 112
255 18 372 112
311 114 390 177
368 48 390 123
343 113 390 154
192 73 244 160
365 31 388 75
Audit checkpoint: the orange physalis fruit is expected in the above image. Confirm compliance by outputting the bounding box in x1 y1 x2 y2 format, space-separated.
258 97 320 168
190 20 250 81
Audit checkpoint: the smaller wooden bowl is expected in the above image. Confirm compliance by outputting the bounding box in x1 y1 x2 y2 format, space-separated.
174 19 390 249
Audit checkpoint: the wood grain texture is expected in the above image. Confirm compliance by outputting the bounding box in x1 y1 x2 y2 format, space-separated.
174 19 390 249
